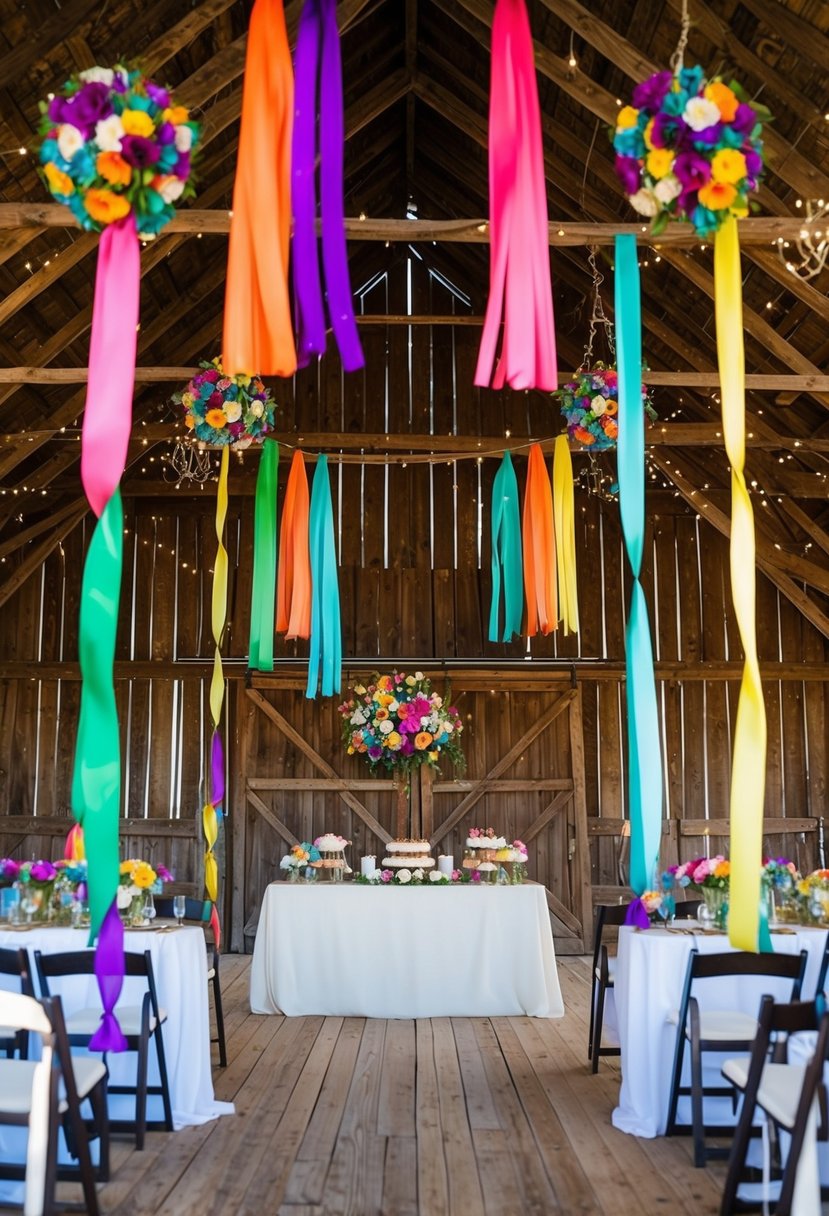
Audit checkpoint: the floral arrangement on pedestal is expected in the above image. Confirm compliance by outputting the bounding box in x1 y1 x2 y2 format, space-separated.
339 672 465 776
37 65 199 234
174 359 276 449
612 67 770 237
554 363 657 450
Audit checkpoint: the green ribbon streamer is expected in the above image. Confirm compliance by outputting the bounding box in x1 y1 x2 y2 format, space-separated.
71 489 123 943
489 451 523 642
306 454 341 698
249 439 279 672
615 235 663 896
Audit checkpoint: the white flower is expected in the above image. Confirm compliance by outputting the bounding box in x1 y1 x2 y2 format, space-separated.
379 719 394 735
57 124 85 161
367 868 383 883
429 871 442 883
175 124 193 152
443 720 453 733
591 394 608 417
79 66 114 86
350 709 367 726
224 402 242 423
95 114 124 152
683 96 721 132
388 699 399 712
233 437 252 450
249 400 264 418
432 695 442 708
654 174 682 204
628 187 659 217
157 176 185 204
415 670 424 680
412 868 424 882
116 886 132 909
279 856 292 870
396 868 412 884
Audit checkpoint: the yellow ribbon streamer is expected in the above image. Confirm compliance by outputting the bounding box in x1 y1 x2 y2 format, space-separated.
716 216 767 952
553 435 579 635
210 447 229 729
202 801 219 903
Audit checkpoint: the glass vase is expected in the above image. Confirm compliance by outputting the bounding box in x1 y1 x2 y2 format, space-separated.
701 885 728 930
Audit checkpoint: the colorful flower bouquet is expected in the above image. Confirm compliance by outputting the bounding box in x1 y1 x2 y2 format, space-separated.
338 671 465 778
554 363 656 450
174 359 276 449
1 858 90 925
612 66 770 237
37 65 199 234
118 857 172 924
280 842 322 880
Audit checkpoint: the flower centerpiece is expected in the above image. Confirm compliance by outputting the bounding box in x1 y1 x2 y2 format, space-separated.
554 362 657 450
357 866 455 886
279 842 321 882
670 854 730 928
37 65 199 235
174 359 276 450
612 67 770 238
0 859 59 923
117 858 172 925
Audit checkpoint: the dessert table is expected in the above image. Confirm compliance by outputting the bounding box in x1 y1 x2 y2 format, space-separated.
250 881 564 1018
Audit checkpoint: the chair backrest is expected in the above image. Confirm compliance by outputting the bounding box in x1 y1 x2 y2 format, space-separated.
35 948 163 1028
0 946 35 997
677 948 808 1033
591 902 629 974
674 899 702 920
153 896 211 923
0 990 60 1216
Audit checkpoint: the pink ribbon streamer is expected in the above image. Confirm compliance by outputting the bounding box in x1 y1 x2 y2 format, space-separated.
475 0 557 392
81 214 140 518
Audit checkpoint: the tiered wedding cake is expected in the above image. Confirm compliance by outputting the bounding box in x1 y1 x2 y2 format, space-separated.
380 839 435 870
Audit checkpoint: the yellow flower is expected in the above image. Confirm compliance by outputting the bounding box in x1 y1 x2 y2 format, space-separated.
428 750 438 762
643 118 656 150
119 860 134 876
181 391 194 408
162 106 189 126
646 148 674 180
376 675 392 692
354 684 366 695
386 731 402 749
710 148 747 185
44 162 74 195
205 407 227 428
714 860 730 879
85 188 131 224
121 109 155 137
132 861 157 889
376 693 394 707
616 105 639 130
698 180 737 211
347 745 354 754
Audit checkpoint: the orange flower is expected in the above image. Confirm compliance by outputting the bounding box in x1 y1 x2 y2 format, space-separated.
374 708 390 721
184 414 195 429
602 419 619 440
704 82 739 123
205 408 227 428
44 162 73 195
84 188 131 224
414 731 433 750
96 152 131 187
376 675 392 692
603 399 618 416
162 106 190 125
698 180 737 211
573 426 595 446
714 860 730 879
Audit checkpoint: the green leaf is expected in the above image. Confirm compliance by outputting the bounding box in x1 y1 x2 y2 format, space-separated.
650 210 670 237
752 104 773 124
728 79 749 103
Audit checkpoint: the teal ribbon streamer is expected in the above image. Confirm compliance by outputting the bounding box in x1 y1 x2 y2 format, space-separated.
249 440 279 672
489 451 523 642
615 235 662 896
71 489 124 950
306 455 341 698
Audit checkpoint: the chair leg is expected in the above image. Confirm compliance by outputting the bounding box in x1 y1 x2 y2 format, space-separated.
64 1091 100 1216
89 1078 110 1183
135 1034 149 1150
153 1024 174 1132
689 1031 706 1167
665 1025 687 1136
212 972 227 1069
720 1090 757 1216
588 975 597 1061
591 983 606 1074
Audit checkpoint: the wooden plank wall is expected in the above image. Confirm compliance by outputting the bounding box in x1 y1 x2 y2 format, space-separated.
0 254 827 938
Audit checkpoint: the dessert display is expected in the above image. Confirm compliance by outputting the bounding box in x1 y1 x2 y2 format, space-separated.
462 827 508 868
313 833 352 879
381 839 435 870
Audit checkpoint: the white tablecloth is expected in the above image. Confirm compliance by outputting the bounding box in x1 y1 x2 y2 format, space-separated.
250 882 564 1018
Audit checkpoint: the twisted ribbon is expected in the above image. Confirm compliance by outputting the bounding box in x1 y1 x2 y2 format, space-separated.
489 451 523 643
63 823 85 862
203 447 229 911
249 440 279 672
553 435 579 636
716 216 768 953
292 0 363 371
615 235 662 898
306 454 341 698
475 0 556 391
522 444 557 636
223 0 296 376
276 450 312 639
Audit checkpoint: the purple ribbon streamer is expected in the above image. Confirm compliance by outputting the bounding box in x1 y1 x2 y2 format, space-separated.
292 0 363 372
624 897 651 930
211 730 225 815
89 900 127 1052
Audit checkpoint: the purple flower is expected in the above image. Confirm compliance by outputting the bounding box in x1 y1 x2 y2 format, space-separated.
632 70 673 112
0 858 20 881
67 82 113 131
156 864 173 882
202 369 220 384
368 745 383 761
208 390 224 409
48 95 69 124
651 111 692 152
692 122 723 146
156 121 176 145
120 135 160 168
744 147 763 179
112 72 127 94
673 150 711 191
614 155 641 195
731 103 756 135
146 82 170 110
30 861 57 883
173 151 191 180
399 737 414 757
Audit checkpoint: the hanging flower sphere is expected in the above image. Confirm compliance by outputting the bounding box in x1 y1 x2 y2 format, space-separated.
553 363 656 450
174 359 276 449
37 65 199 235
611 66 770 238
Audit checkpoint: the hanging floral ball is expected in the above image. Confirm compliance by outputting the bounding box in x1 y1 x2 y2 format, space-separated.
553 363 656 450
174 359 276 449
37 65 199 235
611 66 770 238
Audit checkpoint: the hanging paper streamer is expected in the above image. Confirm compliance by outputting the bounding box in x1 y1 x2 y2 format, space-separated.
224 0 296 377
475 0 556 391
553 435 579 636
489 451 523 643
716 216 768 953
306 455 341 699
202 447 229 913
64 823 85 862
276 450 312 639
522 444 557 636
615 235 662 899
249 440 279 672
292 0 363 372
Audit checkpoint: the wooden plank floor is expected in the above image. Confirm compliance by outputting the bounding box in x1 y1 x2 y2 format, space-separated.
3 956 769 1215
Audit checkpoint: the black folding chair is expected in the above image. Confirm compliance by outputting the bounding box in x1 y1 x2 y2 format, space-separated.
35 948 173 1150
154 895 226 1067
666 949 808 1167
0 946 36 1058
720 996 829 1215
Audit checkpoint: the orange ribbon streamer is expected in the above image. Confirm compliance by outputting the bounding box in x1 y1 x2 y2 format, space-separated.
223 0 296 377
276 450 312 639
522 444 557 636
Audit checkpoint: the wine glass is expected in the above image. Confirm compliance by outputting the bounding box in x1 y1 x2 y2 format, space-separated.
20 888 39 926
142 892 157 925
173 895 186 927
697 901 714 932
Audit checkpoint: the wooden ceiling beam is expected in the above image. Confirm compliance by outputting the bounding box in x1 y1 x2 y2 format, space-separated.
737 0 829 74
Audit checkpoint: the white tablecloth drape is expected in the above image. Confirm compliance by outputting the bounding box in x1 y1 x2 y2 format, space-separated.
250 882 564 1018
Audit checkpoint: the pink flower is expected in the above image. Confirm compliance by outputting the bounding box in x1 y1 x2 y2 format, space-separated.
381 869 393 883
690 860 711 885
451 869 462 881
